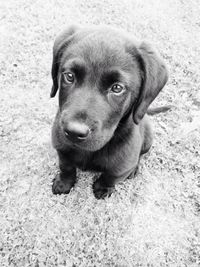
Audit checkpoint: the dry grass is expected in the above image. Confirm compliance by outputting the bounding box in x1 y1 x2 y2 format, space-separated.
0 0 200 266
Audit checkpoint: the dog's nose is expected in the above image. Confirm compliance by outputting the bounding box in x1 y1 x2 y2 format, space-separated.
64 122 90 141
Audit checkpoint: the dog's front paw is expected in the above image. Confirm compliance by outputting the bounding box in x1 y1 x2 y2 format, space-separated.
93 179 114 199
52 174 74 195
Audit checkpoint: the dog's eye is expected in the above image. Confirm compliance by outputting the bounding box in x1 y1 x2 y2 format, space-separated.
63 72 74 84
110 83 125 94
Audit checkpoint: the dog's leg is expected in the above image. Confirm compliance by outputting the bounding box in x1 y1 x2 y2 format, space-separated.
52 151 76 194
93 168 135 199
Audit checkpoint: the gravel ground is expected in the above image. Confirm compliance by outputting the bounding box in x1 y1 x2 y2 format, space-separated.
0 0 200 266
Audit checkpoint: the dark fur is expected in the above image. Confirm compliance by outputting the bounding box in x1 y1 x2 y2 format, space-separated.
50 25 168 199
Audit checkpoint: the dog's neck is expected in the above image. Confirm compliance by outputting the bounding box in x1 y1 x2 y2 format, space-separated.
107 115 134 149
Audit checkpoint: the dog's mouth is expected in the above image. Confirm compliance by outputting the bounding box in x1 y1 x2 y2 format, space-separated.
60 115 117 151
63 128 112 152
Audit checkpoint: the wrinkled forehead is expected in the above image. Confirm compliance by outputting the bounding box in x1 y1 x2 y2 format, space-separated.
62 32 136 74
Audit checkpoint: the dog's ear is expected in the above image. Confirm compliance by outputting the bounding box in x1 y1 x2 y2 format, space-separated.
133 42 168 124
50 25 79 97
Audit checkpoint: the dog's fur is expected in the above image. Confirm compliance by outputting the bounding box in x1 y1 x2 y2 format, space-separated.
50 25 168 199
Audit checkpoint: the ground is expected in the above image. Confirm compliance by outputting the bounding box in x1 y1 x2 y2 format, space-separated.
0 0 200 266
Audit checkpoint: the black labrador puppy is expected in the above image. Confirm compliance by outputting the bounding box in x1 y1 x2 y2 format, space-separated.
50 25 168 199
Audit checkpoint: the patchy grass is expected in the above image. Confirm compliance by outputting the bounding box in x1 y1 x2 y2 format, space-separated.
0 0 200 266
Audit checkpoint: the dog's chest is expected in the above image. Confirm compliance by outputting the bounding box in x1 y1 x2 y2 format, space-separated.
69 149 107 172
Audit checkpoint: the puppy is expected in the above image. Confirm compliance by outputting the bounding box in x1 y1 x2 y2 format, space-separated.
50 25 168 199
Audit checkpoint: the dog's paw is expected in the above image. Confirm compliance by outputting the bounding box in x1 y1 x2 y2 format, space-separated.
52 174 73 195
93 179 114 199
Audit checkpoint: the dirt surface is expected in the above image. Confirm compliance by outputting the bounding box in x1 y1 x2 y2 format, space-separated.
0 0 200 266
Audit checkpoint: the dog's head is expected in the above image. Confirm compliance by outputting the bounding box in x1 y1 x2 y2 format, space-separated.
51 25 168 151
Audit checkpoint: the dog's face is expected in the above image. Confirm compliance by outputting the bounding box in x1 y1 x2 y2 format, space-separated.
51 25 168 151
